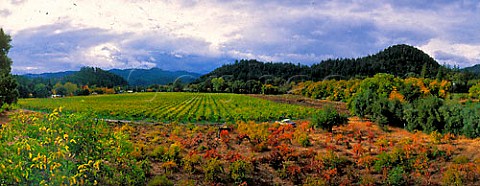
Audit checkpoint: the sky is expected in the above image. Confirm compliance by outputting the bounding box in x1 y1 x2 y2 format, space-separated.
1 0 480 74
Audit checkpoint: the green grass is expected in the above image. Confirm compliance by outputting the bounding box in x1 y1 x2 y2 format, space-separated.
18 92 317 123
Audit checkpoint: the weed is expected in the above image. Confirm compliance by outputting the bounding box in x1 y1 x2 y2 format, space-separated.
147 175 173 186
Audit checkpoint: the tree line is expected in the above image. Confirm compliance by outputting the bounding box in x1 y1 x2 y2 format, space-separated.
15 67 128 98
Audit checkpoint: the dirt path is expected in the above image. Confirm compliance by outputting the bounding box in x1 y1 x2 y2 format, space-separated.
0 111 9 125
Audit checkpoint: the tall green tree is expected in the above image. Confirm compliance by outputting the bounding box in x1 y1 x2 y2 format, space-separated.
211 77 225 92
420 63 427 78
33 83 49 98
0 28 18 105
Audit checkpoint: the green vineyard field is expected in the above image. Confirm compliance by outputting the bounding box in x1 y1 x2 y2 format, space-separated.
18 92 317 123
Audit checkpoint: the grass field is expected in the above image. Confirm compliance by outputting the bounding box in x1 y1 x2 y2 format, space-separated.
18 92 317 123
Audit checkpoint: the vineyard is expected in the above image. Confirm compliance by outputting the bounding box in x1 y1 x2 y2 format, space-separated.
3 109 479 185
10 76 480 185
18 93 317 123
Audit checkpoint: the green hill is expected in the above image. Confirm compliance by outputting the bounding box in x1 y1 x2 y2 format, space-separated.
311 44 442 80
62 67 128 88
462 64 480 75
197 60 311 83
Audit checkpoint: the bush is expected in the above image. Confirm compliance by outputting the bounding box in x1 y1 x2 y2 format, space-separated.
147 175 173 186
468 82 480 99
348 88 377 119
402 103 418 132
296 133 311 147
387 166 406 186
403 96 443 133
311 106 348 132
318 150 349 169
452 155 470 164
148 143 182 162
303 176 327 186
149 145 167 159
166 143 181 162
182 153 202 174
203 158 224 182
371 97 404 127
229 160 253 183
442 165 466 186
439 102 464 135
461 104 480 138
429 131 443 144
400 78 424 102
374 152 394 172
75 88 90 96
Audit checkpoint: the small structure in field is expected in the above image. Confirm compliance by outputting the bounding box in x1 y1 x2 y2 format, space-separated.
51 94 63 98
277 119 296 127
217 124 232 138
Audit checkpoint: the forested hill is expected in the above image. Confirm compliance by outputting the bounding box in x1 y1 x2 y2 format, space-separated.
196 60 311 83
62 67 128 87
109 68 201 86
311 44 442 79
198 44 444 84
18 67 127 88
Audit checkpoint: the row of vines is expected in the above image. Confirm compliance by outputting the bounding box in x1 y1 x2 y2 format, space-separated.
18 93 317 123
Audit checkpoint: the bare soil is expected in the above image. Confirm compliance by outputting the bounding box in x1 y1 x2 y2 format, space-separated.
249 94 349 114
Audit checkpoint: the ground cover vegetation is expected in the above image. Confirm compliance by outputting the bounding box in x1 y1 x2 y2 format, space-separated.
2 109 479 185
0 109 148 185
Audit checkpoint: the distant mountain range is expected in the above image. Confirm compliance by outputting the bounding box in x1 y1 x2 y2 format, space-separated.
22 68 202 86
24 71 76 79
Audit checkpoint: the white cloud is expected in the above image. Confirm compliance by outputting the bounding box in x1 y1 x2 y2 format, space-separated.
85 43 122 67
419 39 480 67
81 42 157 69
